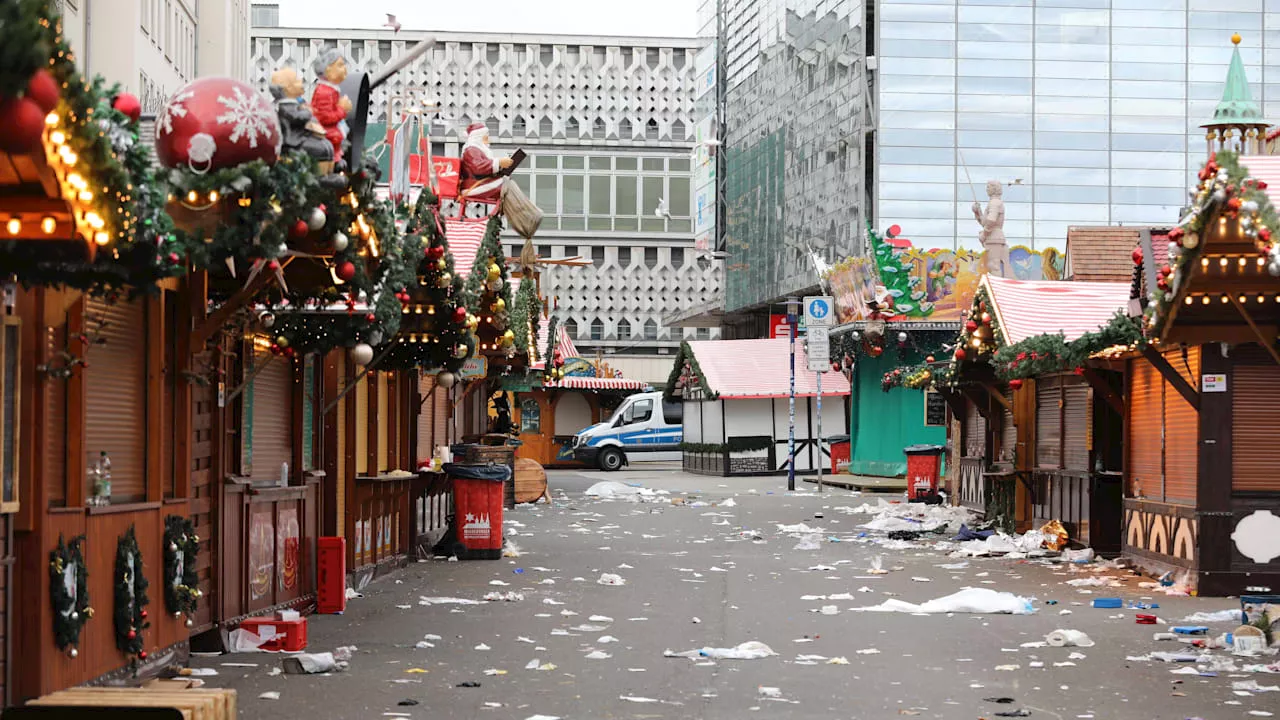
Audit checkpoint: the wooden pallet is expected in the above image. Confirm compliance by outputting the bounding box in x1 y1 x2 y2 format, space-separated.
28 685 236 720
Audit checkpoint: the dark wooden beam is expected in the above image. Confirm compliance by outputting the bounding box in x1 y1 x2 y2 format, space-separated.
961 387 993 420
1229 295 1280 367
939 388 966 419
1141 345 1200 411
1081 368 1124 416
189 257 293 350
980 382 1012 413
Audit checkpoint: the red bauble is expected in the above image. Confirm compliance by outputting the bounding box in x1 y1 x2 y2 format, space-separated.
270 344 282 355
887 224 902 238
365 313 376 322
140 609 148 620
268 260 281 271
1260 227 1272 242
831 362 841 373
154 77 281 170
429 245 445 259
139 651 148 660
168 252 181 264
112 92 142 123
453 306 467 323
1160 264 1171 276
290 220 309 239
127 630 137 640
1131 247 1143 265
1258 180 1269 190
926 355 935 363
0 96 46 153
955 348 967 361
1073 366 1085 376
336 261 356 282
965 320 978 332
26 69 60 114
1009 378 1023 390
283 347 296 358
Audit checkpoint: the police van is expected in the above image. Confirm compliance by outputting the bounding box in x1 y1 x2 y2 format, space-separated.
571 391 682 471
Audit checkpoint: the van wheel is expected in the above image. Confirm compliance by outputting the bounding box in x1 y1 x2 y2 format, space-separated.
598 447 624 472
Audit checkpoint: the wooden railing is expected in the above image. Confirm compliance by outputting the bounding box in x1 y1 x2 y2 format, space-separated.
351 475 414 571
221 476 321 623
412 471 452 555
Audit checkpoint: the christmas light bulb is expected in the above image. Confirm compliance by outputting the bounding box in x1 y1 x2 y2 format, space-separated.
5 217 19 235
187 190 199 204
94 231 109 245
41 216 56 234
50 130 65 145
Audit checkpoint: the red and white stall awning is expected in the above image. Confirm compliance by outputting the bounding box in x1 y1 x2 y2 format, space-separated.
542 376 649 391
982 275 1131 345
685 338 851 399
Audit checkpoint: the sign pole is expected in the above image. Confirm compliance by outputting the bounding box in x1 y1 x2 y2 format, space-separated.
816 370 823 493
787 297 798 492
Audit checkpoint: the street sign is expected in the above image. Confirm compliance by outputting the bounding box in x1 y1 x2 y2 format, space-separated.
804 296 835 327
806 326 831 372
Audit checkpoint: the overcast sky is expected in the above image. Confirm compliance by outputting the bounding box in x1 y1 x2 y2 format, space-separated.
275 0 699 38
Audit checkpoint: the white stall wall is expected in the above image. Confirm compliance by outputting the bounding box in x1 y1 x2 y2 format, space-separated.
683 400 703 443
725 399 773 438
702 401 725 444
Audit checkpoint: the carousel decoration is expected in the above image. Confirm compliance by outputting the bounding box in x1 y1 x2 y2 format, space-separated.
0 0 189 294
113 525 151 664
49 534 92 656
163 516 200 627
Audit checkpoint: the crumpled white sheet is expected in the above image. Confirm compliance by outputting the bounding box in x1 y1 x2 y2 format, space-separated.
952 530 1049 557
850 587 1036 615
855 500 974 534
664 640 777 660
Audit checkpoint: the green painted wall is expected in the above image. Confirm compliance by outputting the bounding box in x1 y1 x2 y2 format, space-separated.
847 353 946 477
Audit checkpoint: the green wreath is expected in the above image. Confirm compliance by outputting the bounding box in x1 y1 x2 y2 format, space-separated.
49 534 92 654
114 525 151 660
163 516 200 625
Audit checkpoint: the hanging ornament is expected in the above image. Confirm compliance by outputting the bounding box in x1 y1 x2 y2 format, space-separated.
487 277 503 292
69 647 78 658
307 207 327 231
275 336 289 349
955 348 967 361
965 320 978 332
0 96 46 153
332 231 349 252
502 329 515 346
492 298 506 313
290 219 310 239
438 272 452 288
897 331 908 344
1183 231 1200 249
437 371 457 389
436 258 447 271
428 245 445 260
831 362 841 373
27 69 61 114
925 355 935 363
1009 378 1024 390
336 261 357 282
452 306 467 324
487 263 501 281
154 77 281 170
139 651 148 661
350 343 374 366
980 312 991 324
112 92 143 124
454 343 469 359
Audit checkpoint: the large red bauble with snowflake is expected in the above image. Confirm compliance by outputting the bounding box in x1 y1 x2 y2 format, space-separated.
154 77 281 171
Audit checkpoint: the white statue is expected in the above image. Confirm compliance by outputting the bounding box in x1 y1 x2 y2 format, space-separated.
972 179 1011 278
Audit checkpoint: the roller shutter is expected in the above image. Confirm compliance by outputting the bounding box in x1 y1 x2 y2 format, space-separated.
1061 378 1091 471
999 388 1016 464
1128 359 1162 498
246 347 293 483
1036 377 1062 468
963 397 986 459
1163 347 1199 504
84 298 147 502
45 319 67 506
1232 363 1280 492
355 375 369 475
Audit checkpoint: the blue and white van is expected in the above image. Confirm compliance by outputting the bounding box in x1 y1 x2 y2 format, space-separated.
572 391 683 471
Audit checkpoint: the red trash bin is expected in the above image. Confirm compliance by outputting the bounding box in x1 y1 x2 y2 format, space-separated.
829 434 851 475
446 463 511 560
904 444 945 500
316 536 347 614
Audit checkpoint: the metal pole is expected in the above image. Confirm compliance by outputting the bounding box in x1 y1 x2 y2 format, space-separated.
787 298 797 492
816 370 823 493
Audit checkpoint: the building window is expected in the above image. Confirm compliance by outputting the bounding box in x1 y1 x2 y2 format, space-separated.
696 327 710 340
644 247 658 269
567 117 579 136
513 115 526 136
618 247 631 266
539 116 554 137
671 248 684 267
617 319 631 338
619 118 632 139
593 117 606 137
591 247 605 266
643 319 658 340
646 119 659 140
564 319 578 339
590 319 604 341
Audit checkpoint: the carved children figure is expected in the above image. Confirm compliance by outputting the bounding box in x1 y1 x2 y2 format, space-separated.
270 67 334 167
310 49 353 164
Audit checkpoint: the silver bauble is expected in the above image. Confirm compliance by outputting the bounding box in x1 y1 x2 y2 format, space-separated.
1242 200 1260 214
308 207 327 231
332 231 349 252
350 342 374 366
487 277 503 292
437 371 457 389
69 647 78 658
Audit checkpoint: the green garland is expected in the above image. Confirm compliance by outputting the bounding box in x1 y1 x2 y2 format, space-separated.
1145 151 1280 334
463 217 515 358
163 516 200 622
541 315 561 383
664 341 717 402
49 534 92 653
511 271 541 357
868 222 932 318
0 1 191 295
114 525 150 661
992 312 1145 381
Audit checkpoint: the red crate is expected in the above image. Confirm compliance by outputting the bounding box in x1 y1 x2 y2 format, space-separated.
317 536 346 614
239 616 308 652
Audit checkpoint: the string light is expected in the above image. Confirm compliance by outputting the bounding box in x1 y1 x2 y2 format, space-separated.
5 217 20 236
41 216 56 234
1202 296 1211 305
1185 296 1194 305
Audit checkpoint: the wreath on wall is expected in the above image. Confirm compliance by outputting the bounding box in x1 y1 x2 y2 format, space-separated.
49 534 92 656
163 515 200 627
114 525 151 662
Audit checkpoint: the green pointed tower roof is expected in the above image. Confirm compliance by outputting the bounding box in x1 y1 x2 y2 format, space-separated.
1207 33 1267 126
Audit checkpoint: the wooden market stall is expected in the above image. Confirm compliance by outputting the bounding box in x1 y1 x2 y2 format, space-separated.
667 339 850 476
939 275 1131 546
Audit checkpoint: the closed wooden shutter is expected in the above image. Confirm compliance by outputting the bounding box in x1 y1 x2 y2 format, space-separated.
163 292 177 497
1163 347 1199 503
435 381 451 445
45 319 67 506
355 376 369 475
1036 377 1062 468
1061 378 1091 471
377 372 389 472
1232 363 1280 492
963 399 985 458
84 298 147 502
336 356 347 525
301 356 316 471
1128 359 1162 498
248 348 293 483
417 374 436 463
999 389 1016 464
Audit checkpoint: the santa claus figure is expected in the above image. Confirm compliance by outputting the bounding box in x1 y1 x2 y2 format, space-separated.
459 123 513 206
309 49 352 165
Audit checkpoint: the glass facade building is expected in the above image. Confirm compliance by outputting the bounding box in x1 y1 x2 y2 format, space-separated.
879 0 1280 252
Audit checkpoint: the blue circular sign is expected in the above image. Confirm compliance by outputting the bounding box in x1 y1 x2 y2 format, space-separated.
808 298 830 319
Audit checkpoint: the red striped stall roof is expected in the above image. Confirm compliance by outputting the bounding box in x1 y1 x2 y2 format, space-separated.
1241 156 1280 208
444 218 488 280
543 376 649 391
686 338 851 399
983 275 1131 346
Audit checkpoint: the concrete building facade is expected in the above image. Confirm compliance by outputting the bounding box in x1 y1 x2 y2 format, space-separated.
250 11 716 384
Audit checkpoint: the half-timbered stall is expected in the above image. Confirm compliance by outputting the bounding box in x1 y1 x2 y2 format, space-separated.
937 275 1132 544
668 339 849 476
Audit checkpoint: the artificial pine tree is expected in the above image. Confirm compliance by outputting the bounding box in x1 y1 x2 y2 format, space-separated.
464 216 516 359
868 222 933 319
377 189 475 373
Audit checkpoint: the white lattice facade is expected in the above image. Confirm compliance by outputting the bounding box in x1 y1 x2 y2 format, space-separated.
250 27 721 379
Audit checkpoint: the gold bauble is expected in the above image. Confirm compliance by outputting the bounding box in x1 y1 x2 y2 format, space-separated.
1183 232 1199 249
275 336 289 349
438 273 452 288
487 263 501 281
492 298 506 312
437 258 447 271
